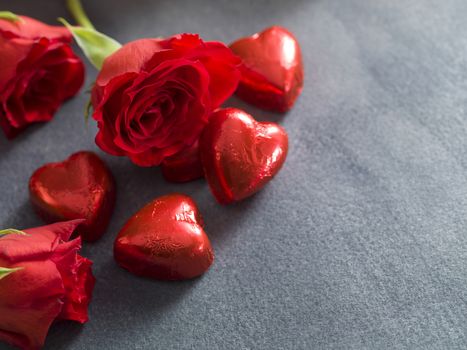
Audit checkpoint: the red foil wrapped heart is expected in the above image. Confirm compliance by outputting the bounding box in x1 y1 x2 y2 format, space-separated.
161 142 204 183
230 26 304 112
29 151 116 242
114 194 214 280
200 108 288 204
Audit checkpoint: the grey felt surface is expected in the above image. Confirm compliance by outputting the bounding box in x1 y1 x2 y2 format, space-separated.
1 0 467 349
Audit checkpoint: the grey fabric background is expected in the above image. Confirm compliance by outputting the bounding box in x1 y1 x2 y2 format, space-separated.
1 0 467 349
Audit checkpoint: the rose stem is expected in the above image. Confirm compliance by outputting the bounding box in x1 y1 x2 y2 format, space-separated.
66 0 95 30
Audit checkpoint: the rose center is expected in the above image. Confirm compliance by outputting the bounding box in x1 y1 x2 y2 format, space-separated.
131 96 176 137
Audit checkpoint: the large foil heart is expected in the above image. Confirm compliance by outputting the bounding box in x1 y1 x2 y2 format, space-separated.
230 26 304 112
114 194 214 280
200 108 288 204
29 151 116 242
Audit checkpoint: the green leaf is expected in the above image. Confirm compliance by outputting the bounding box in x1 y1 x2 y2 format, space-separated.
0 267 23 280
0 11 21 23
84 98 93 124
0 229 28 236
58 18 121 70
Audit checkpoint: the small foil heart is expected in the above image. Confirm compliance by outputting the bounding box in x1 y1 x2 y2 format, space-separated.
161 141 204 183
230 26 304 112
29 151 116 242
114 194 214 280
200 108 288 204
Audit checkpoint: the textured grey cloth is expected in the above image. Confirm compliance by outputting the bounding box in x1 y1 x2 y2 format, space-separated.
1 0 467 349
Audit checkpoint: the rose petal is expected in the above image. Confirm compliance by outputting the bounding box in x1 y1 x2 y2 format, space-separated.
0 16 71 41
0 37 31 87
51 238 95 323
96 38 165 87
0 260 65 350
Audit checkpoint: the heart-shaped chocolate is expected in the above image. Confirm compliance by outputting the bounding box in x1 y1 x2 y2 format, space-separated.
230 26 304 112
200 108 288 204
114 194 214 280
29 151 116 242
161 142 204 183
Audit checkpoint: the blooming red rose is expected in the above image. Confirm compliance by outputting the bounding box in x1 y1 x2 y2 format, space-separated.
0 220 95 350
91 33 240 166
0 16 85 138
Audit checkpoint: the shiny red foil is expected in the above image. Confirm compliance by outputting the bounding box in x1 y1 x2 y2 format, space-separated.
230 26 304 112
200 108 288 204
114 194 214 280
29 151 116 242
161 142 204 183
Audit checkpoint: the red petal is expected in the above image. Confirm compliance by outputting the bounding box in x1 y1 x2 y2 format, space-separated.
144 37 240 108
56 255 95 323
0 219 84 263
25 219 85 241
161 141 204 183
0 36 32 88
197 42 241 107
0 16 72 41
0 260 65 350
96 38 164 87
51 237 95 323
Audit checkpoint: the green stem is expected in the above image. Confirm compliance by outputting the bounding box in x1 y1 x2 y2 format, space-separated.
66 0 95 30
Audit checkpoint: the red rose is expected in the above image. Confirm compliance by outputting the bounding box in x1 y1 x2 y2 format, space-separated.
0 220 95 350
0 16 84 138
91 33 240 166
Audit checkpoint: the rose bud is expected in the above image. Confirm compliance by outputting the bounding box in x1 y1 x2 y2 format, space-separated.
91 34 240 166
0 220 95 350
0 14 84 139
161 141 204 183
